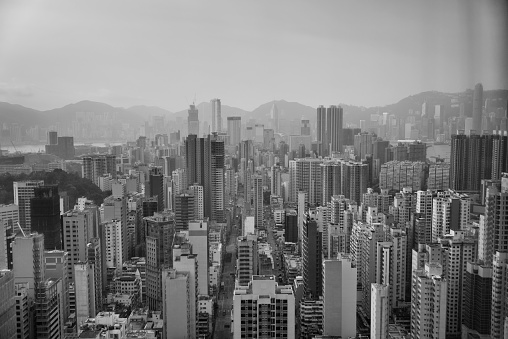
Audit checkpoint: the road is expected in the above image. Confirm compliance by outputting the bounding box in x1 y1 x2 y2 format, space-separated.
213 217 238 339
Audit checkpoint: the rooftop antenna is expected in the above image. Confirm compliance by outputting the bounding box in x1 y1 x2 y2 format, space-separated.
16 222 27 237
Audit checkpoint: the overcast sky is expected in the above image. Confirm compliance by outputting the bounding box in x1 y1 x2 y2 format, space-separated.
0 0 507 112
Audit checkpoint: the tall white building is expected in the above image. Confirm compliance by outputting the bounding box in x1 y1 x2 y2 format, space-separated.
101 220 123 273
322 254 356 337
253 175 263 229
227 116 241 146
172 169 187 196
211 98 222 133
12 233 45 299
188 184 204 220
74 262 95 326
410 262 447 338
188 220 209 296
172 254 198 338
62 209 92 281
13 180 44 232
236 235 258 286
370 283 389 339
232 275 295 339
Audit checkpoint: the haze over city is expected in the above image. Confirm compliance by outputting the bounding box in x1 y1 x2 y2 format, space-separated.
1 0 507 112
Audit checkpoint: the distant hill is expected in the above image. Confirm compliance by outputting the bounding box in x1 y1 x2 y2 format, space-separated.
1 88 506 132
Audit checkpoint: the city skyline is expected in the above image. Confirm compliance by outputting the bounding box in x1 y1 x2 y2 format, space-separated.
1 1 507 112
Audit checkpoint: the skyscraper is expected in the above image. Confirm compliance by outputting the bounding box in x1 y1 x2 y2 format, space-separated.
210 135 225 222
270 103 279 133
371 283 389 339
329 105 344 153
252 175 263 229
211 98 222 133
227 116 241 146
188 220 209 296
175 193 195 232
188 104 200 136
185 134 212 219
30 185 61 250
302 210 322 298
0 270 16 339
473 83 483 134
148 167 164 212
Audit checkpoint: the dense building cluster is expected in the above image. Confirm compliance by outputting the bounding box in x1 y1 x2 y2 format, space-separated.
0 89 507 339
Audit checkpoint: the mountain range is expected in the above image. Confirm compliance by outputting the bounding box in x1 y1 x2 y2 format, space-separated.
1 89 507 130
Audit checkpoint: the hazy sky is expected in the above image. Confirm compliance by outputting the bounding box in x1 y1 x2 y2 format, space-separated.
0 0 507 112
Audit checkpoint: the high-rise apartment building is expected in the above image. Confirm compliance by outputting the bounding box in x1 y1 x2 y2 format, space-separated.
316 105 343 156
491 252 508 338
232 275 295 339
227 116 241 146
479 183 508 264
462 262 492 338
431 190 471 242
415 190 433 245
289 158 323 205
379 161 426 192
322 254 356 337
102 193 128 262
237 235 258 286
35 278 62 339
253 175 263 229
12 233 45 299
371 283 389 339
44 250 70 327
188 184 204 220
101 220 123 274
321 161 341 205
74 262 96 326
62 209 92 281
188 220 209 296
188 104 200 136
14 283 30 339
82 154 116 185
410 262 447 338
145 212 176 311
13 180 44 233
172 253 198 337
87 239 102 315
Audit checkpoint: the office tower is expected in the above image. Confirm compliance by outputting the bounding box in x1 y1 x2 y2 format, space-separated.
462 262 492 338
185 134 212 218
473 83 483 134
35 278 62 339
13 180 44 233
14 283 30 339
61 209 92 281
82 154 116 185
13 233 45 299
479 184 508 264
188 184 204 220
289 158 323 205
210 135 225 222
0 270 16 339
74 262 95 326
237 235 258 286
301 119 311 136
162 268 193 339
431 191 471 242
379 161 426 192
101 220 123 273
175 193 195 232
284 210 298 243
410 262 447 338
227 116 241 146
149 167 164 212
145 212 175 311
87 239 102 314
253 175 263 229
211 98 222 133
302 211 322 298
172 253 198 337
491 252 508 338
188 220 209 296
47 131 58 145
188 104 199 136
270 103 280 133
322 254 356 337
232 275 295 339
370 283 389 339
341 160 369 204
321 161 341 204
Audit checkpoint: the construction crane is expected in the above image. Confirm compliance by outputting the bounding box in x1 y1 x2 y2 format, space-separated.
10 140 20 154
16 222 27 237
